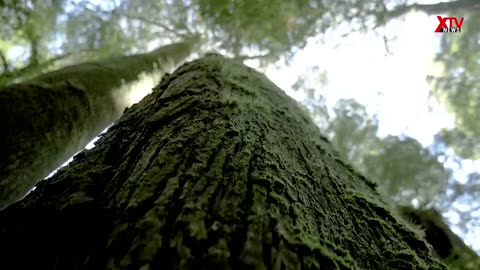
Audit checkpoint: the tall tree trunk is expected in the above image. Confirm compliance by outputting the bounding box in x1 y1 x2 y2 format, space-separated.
0 54 446 269
0 38 199 208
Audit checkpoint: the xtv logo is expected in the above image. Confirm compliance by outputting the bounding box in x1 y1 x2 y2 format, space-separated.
435 16 464 33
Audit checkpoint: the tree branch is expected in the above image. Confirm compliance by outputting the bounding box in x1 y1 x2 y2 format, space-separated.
29 36 40 67
122 13 190 38
387 0 480 20
0 51 9 73
234 52 273 62
71 0 194 40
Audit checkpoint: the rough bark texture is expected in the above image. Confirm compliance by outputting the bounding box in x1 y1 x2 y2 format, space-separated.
0 55 445 269
399 206 480 269
0 39 198 208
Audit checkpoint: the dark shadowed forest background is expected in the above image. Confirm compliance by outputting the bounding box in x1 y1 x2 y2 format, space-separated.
1 0 479 268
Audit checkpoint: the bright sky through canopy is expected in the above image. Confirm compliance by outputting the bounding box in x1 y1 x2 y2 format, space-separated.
261 12 454 146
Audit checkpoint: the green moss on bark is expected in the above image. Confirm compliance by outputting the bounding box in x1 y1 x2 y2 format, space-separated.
0 54 446 269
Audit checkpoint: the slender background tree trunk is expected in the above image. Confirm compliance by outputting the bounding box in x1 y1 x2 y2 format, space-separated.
399 206 480 269
0 38 199 208
0 54 446 269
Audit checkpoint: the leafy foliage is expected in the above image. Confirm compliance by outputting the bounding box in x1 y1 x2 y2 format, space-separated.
448 172 480 232
362 136 451 207
428 15 480 160
0 0 409 86
0 0 65 84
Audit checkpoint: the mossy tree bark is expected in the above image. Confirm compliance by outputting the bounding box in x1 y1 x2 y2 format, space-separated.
0 38 199 208
0 55 446 269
